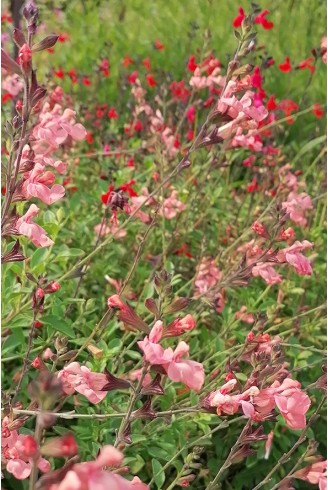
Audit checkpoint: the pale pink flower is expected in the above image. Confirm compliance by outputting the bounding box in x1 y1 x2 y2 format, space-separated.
42 445 149 490
264 431 274 459
252 262 282 284
161 127 179 157
194 257 222 294
294 459 327 489
94 220 127 239
277 240 313 275
282 191 313 227
16 204 54 247
138 331 204 392
273 378 311 430
22 163 65 205
235 306 255 324
2 74 24 96
189 67 224 89
160 190 186 219
57 362 108 404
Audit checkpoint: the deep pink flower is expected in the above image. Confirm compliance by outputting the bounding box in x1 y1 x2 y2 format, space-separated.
164 314 196 337
274 389 311 429
16 204 54 247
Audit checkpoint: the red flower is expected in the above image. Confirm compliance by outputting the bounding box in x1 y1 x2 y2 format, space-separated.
142 58 151 70
67 69 78 83
187 55 198 72
174 244 193 258
58 33 69 43
251 66 262 88
254 10 274 30
186 105 196 123
108 107 119 119
266 95 277 110
82 76 91 86
101 184 114 205
170 80 191 102
54 67 65 79
203 96 214 107
1 186 6 195
35 321 43 328
232 7 245 28
298 57 315 73
279 57 292 72
122 55 133 67
47 48 55 54
247 178 259 193
127 157 135 167
1 13 12 23
127 70 138 84
86 131 93 144
134 120 143 131
120 180 137 197
154 39 165 50
265 57 275 68
146 73 157 87
187 130 194 141
2 93 13 104
312 103 324 118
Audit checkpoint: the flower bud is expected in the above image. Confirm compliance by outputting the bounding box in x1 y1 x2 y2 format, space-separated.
32 35 58 52
13 28 26 48
18 44 32 74
41 433 78 458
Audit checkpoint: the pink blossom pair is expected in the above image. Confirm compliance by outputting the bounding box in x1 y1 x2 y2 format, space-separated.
138 320 204 391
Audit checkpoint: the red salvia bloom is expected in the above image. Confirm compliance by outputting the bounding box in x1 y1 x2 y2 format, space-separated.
142 57 151 70
251 66 263 88
1 13 12 23
187 55 198 72
58 32 69 42
247 178 259 193
67 68 78 83
170 80 191 102
312 103 324 118
54 67 65 79
298 57 316 73
146 73 157 87
122 55 133 66
127 70 138 84
2 93 13 104
134 120 143 131
154 39 165 50
101 184 114 205
232 7 245 28
86 131 93 144
127 157 135 167
120 180 137 197
254 10 274 30
279 57 292 72
266 95 277 110
108 107 119 119
82 76 91 86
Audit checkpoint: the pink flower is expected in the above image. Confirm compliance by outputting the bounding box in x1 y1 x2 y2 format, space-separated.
194 257 222 294
235 306 254 324
160 190 186 219
138 331 204 392
2 74 23 96
40 445 149 490
252 263 282 284
164 314 196 337
22 163 65 205
274 389 311 429
16 204 54 247
282 191 313 226
57 362 108 404
293 459 327 488
277 240 313 275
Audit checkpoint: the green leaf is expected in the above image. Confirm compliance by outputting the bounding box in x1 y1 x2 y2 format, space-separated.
151 458 165 489
56 248 85 258
30 248 50 269
42 315 75 338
